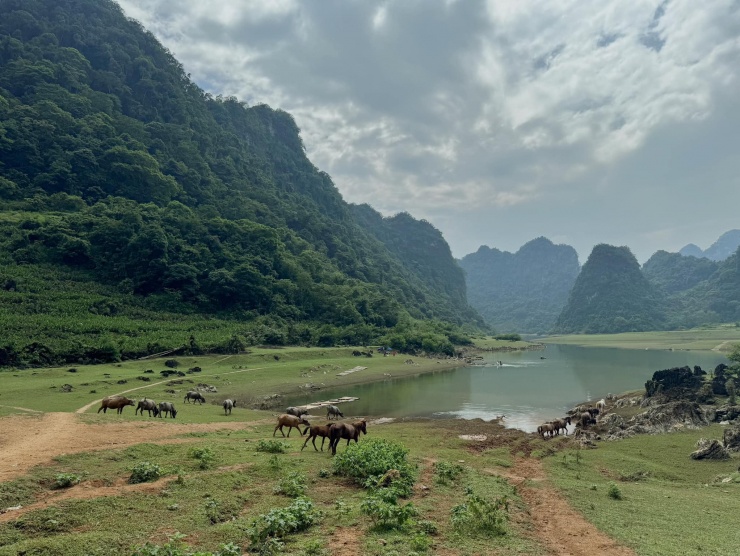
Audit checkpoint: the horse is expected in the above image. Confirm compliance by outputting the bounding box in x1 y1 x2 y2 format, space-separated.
328 419 367 455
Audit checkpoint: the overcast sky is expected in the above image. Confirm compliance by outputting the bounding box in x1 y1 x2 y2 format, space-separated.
118 0 740 263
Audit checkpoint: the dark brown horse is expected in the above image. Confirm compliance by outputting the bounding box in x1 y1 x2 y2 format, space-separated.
329 419 367 455
301 423 333 452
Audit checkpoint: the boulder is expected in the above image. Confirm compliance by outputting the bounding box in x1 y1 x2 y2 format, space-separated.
690 438 730 460
644 366 702 400
723 426 740 452
600 413 626 431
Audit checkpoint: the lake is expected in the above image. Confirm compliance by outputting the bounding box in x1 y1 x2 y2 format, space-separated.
284 345 729 432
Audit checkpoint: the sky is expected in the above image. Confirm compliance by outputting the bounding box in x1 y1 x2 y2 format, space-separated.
117 0 740 263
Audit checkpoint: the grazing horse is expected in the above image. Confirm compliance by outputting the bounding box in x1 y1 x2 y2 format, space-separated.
329 419 367 455
326 405 344 420
223 399 236 415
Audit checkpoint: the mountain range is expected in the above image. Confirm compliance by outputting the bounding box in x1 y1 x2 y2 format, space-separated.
462 229 740 334
679 230 740 261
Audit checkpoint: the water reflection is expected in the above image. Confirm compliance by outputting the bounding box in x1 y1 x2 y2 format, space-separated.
283 345 727 433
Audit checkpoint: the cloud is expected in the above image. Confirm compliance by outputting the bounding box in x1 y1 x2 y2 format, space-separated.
118 0 740 260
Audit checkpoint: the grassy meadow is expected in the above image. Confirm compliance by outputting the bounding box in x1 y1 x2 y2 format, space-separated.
1 338 740 555
0 347 467 419
542 325 740 351
543 425 740 556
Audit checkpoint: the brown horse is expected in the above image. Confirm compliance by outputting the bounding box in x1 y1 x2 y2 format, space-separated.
329 419 367 455
301 423 334 452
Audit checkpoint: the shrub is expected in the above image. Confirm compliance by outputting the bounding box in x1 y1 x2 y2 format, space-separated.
205 498 243 524
256 439 287 454
409 532 433 552
317 468 330 478
451 489 508 537
190 446 216 470
164 359 180 368
129 461 163 484
332 439 416 496
433 461 464 485
274 471 308 498
360 492 419 530
53 473 81 489
247 497 321 545
607 482 623 500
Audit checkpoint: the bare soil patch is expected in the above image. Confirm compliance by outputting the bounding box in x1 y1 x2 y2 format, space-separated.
0 412 246 482
494 458 636 556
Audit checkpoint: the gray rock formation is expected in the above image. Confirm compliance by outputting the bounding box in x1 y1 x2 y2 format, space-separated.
690 438 730 460
723 426 740 453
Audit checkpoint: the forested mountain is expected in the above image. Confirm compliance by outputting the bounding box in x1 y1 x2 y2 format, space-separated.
643 247 740 328
0 0 482 366
554 244 665 333
642 251 719 294
459 237 580 333
679 230 740 261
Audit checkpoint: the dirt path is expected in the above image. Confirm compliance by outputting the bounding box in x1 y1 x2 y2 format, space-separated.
493 458 636 556
712 340 732 352
0 412 251 482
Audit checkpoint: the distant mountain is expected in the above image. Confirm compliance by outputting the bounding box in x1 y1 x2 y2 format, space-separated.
459 237 580 333
678 244 705 258
554 244 665 333
642 251 719 294
678 230 740 261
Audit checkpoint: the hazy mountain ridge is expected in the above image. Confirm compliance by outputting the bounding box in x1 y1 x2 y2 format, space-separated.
679 230 740 261
459 237 580 333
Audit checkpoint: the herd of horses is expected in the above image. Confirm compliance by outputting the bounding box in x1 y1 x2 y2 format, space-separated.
97 394 366 456
537 398 606 438
273 405 367 455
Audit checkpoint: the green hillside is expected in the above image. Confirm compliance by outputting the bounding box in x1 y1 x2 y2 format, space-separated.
459 237 580 333
0 0 482 366
554 244 665 333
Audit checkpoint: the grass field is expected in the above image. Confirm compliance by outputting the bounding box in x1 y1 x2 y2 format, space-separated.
542 325 740 351
543 425 740 556
2 341 740 554
0 347 467 419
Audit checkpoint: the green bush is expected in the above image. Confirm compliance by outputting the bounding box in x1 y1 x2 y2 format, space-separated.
360 493 419 530
331 439 416 496
255 439 287 454
433 461 464 485
451 489 508 537
190 446 217 470
53 473 81 489
129 461 163 484
274 471 308 498
607 482 623 500
247 497 321 545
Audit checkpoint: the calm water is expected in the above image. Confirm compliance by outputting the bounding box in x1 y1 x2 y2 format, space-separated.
284 345 728 432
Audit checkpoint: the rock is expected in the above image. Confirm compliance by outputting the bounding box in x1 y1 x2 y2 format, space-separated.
600 413 626 431
631 401 708 433
60 384 73 393
723 426 740 452
691 438 730 460
644 366 702 400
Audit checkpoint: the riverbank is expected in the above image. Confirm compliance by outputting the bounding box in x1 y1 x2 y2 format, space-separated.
0 346 477 419
541 326 740 351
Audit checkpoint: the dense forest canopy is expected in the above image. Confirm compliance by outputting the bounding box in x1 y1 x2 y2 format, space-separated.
0 0 484 366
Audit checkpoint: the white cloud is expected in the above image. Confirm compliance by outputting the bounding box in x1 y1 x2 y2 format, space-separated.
118 0 740 260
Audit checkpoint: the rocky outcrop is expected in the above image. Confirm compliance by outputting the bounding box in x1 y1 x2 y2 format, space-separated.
723 427 740 452
602 401 709 441
690 438 730 460
644 366 703 400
